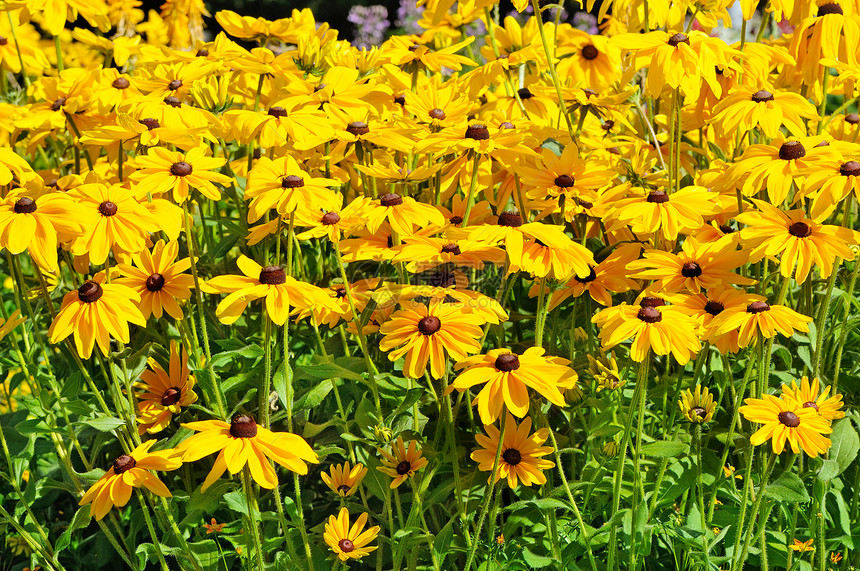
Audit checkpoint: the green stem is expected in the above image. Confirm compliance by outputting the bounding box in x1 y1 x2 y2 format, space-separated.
137 491 170 571
528 0 575 139
461 152 482 226
733 454 777 571
242 468 265 571
465 414 506 570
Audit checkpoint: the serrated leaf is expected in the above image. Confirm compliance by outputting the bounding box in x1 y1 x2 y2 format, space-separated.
223 490 249 515
640 440 688 458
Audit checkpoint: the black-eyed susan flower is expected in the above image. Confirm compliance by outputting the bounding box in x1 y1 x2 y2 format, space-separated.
451 348 577 425
801 156 860 219
48 278 146 359
0 310 25 344
605 186 721 241
594 303 702 364
116 240 194 320
135 340 197 435
546 243 641 308
365 192 446 237
377 437 427 488
471 413 555 488
739 394 832 457
710 299 812 349
736 199 858 284
321 461 367 498
324 508 380 563
69 183 160 266
626 236 754 294
204 256 335 326
709 86 818 140
378 300 483 379
679 385 716 423
131 146 231 203
0 193 87 272
779 377 845 422
244 155 339 223
675 286 762 355
587 354 626 391
79 440 181 521
392 236 506 273
176 414 318 492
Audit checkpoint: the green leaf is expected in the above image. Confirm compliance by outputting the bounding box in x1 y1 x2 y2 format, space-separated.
817 459 840 482
640 440 689 458
540 137 564 157
522 546 554 567
81 416 126 432
433 520 454 566
828 418 859 474
223 490 249 515
765 472 810 503
296 356 364 382
188 539 220 567
55 504 91 553
187 481 232 514
60 372 83 399
293 379 332 412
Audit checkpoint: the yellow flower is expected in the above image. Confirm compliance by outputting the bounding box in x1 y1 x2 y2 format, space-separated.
0 193 87 271
0 309 25 344
130 146 231 203
594 302 702 364
678 385 716 423
709 299 812 349
377 437 428 488
321 462 367 498
790 538 815 552
48 277 146 359
323 508 380 562
115 240 194 320
471 413 555 488
203 518 225 534
739 394 833 457
451 348 577 425
79 440 181 521
176 414 318 492
779 377 845 422
135 340 197 435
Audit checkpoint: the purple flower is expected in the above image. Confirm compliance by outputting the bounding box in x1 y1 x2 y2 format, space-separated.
348 5 391 48
572 11 599 34
396 0 424 35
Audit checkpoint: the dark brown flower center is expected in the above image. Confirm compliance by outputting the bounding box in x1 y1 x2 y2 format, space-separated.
498 211 523 227
259 265 286 285
337 484 351 494
818 2 843 15
575 266 597 283
583 88 598 98
51 97 66 111
98 201 118 216
146 273 165 291
230 414 258 438
746 301 770 313
499 121 516 130
396 460 411 474
321 211 340 225
778 141 806 161
380 193 404 207
161 387 181 406
418 315 441 335
517 87 533 99
78 281 103 303
13 197 36 214
494 353 520 372
465 124 490 140
281 175 304 188
338 538 355 552
170 161 193 177
429 108 446 120
335 286 347 298
140 118 160 130
440 243 461 256
394 95 406 106
777 411 800 427
0 37 7 46
637 306 663 323
449 215 464 225
602 120 615 131
582 44 599 60
112 455 136 474
751 90 774 102
112 77 130 90
788 221 812 237
640 296 665 308
681 261 703 278
267 106 288 118
502 448 522 465
803 401 819 411
167 79 182 90
646 190 669 203
668 33 690 47
691 406 707 419
554 174 575 188
196 48 210 57
846 113 860 125
719 224 736 234
346 121 370 136
704 300 724 315
164 96 182 108
840 160 860 177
